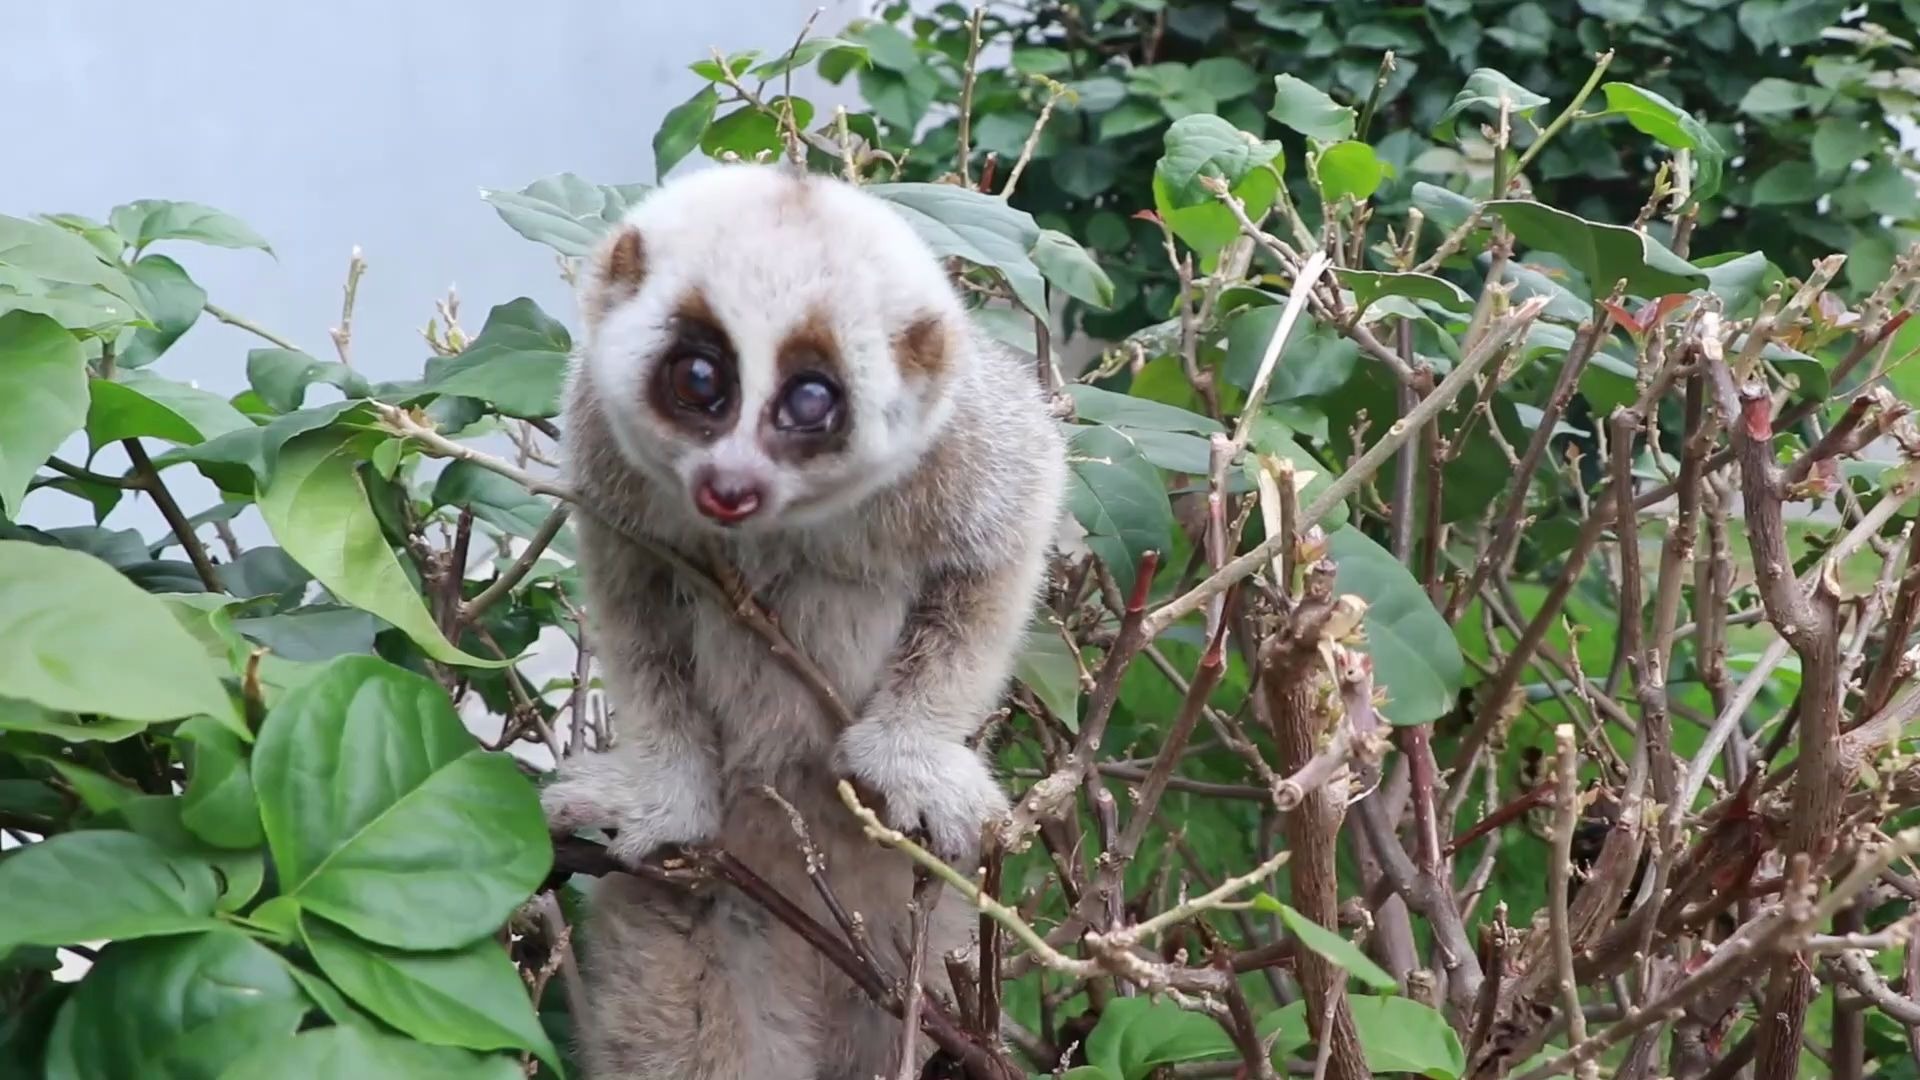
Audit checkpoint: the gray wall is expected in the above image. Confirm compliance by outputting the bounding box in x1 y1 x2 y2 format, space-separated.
5 0 865 534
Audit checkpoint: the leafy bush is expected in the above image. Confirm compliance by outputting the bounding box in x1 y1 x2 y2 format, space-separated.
4 4 1920 1079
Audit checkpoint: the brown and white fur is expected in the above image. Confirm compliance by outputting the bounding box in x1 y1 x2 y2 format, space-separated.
543 162 1067 1079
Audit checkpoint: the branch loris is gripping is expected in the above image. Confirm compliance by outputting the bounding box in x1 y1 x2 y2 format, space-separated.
543 163 1067 1079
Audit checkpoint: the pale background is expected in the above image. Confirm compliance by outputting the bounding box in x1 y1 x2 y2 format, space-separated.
5 0 871 540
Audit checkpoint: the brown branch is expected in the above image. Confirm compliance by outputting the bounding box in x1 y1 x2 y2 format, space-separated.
460 507 571 624
122 438 221 592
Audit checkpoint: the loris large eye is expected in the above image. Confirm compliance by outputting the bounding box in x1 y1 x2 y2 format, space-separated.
668 354 725 412
776 375 841 432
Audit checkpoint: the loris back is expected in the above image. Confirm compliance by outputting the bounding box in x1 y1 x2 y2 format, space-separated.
545 163 1067 1079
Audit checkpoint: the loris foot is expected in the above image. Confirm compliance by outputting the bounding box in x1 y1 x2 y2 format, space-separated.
540 754 719 867
836 722 1009 866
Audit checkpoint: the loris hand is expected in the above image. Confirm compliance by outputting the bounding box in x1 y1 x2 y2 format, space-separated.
540 751 719 867
836 720 1009 865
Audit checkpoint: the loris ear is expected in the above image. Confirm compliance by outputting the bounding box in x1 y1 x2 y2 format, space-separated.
893 312 957 381
582 225 646 329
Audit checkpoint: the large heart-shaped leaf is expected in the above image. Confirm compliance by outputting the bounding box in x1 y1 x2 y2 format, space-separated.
1325 527 1464 726
0 311 87 516
0 831 222 951
257 431 500 669
0 540 239 728
42 929 309 1080
303 918 559 1069
419 298 571 419
253 655 550 949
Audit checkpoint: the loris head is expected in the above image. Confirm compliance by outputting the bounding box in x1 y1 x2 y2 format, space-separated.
577 164 967 533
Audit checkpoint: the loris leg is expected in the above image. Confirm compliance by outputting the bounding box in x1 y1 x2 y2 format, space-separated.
835 542 1050 863
542 519 722 864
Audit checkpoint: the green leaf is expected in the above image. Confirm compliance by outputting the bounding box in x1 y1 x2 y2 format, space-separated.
1152 115 1284 263
1224 307 1359 403
1597 82 1725 204
179 717 265 850
303 918 560 1069
701 98 817 160
1433 69 1549 140
1067 424 1174 593
160 400 369 493
215 1025 524 1080
1316 140 1384 202
748 36 870 79
0 540 239 727
1031 229 1115 309
868 183 1047 315
86 369 254 453
1014 616 1082 728
430 460 577 559
1086 996 1235 1080
253 655 551 949
654 85 721 179
0 831 221 951
1337 270 1473 321
0 214 145 315
258 432 501 669
1099 100 1166 140
419 298 571 419
1738 77 1819 117
109 201 272 255
1269 74 1355 142
480 173 651 258
0 696 144 742
1486 200 1705 297
1409 182 1480 237
1066 385 1222 434
234 606 384 663
1253 895 1397 990
1190 56 1259 100
1750 161 1818 206
1699 252 1771 316
1346 995 1466 1078
1812 119 1879 175
246 348 371 413
43 929 309 1080
0 311 87 516
116 256 206 369
1326 527 1464 725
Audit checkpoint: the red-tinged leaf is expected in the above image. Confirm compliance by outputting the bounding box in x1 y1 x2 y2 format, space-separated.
1132 209 1164 224
1815 290 1847 327
1603 300 1644 335
1638 293 1690 328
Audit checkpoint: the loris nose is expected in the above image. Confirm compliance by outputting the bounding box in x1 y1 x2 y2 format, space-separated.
693 469 764 524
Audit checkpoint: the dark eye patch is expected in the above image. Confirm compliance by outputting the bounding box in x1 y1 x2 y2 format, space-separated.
765 310 852 463
645 293 739 441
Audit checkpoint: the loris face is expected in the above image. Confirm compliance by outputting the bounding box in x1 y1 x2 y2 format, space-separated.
579 164 965 533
